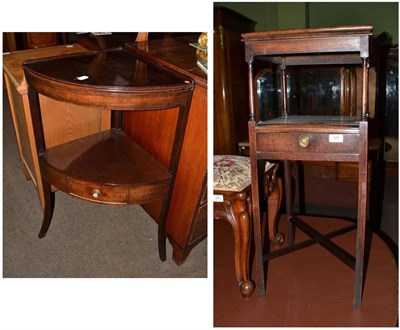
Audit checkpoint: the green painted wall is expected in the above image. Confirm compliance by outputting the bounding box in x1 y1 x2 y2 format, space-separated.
308 2 398 44
277 2 307 29
214 2 398 43
214 2 279 31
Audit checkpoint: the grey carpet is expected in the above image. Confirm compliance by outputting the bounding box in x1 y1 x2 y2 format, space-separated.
3 92 207 278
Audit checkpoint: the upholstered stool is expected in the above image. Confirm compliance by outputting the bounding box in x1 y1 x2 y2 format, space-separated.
213 155 283 298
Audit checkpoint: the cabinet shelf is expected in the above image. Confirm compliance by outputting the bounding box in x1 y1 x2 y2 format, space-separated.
40 128 171 205
258 115 360 126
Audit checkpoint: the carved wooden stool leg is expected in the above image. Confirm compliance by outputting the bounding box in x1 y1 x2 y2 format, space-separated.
233 192 255 298
264 165 284 246
215 191 255 298
38 179 55 239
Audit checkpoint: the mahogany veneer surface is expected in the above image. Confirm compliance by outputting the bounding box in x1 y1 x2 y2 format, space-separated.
23 46 194 261
126 35 207 88
41 129 171 205
243 25 372 307
23 48 186 89
125 35 207 265
3 44 108 208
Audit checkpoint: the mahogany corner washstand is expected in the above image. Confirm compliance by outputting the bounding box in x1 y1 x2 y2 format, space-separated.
23 48 194 261
242 26 373 308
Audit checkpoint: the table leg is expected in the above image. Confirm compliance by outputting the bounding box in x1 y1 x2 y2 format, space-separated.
284 160 294 245
354 121 368 308
38 179 55 238
250 158 265 296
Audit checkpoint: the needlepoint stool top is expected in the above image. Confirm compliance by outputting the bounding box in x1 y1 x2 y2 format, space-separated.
213 155 273 192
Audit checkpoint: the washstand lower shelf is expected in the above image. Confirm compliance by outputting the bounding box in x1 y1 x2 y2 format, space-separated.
40 128 172 205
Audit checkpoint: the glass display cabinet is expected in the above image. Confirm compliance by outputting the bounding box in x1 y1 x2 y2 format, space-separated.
242 26 373 308
256 66 356 120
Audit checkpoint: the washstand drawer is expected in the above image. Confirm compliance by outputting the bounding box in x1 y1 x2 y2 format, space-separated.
68 178 129 204
256 132 360 158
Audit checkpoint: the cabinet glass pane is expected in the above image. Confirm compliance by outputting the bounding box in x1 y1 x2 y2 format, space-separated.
256 68 345 119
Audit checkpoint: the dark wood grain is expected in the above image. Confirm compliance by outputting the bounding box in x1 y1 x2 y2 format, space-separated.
125 34 206 89
23 49 193 110
214 7 256 155
125 36 208 265
214 163 283 298
243 26 372 307
23 47 194 261
40 129 171 204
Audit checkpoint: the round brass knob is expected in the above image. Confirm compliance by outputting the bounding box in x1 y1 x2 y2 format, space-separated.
92 189 101 198
298 134 310 148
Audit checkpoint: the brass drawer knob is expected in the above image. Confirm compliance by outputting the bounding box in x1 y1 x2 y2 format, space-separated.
92 189 101 198
298 134 310 148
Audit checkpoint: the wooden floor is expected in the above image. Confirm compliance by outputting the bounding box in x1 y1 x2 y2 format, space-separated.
214 215 398 327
